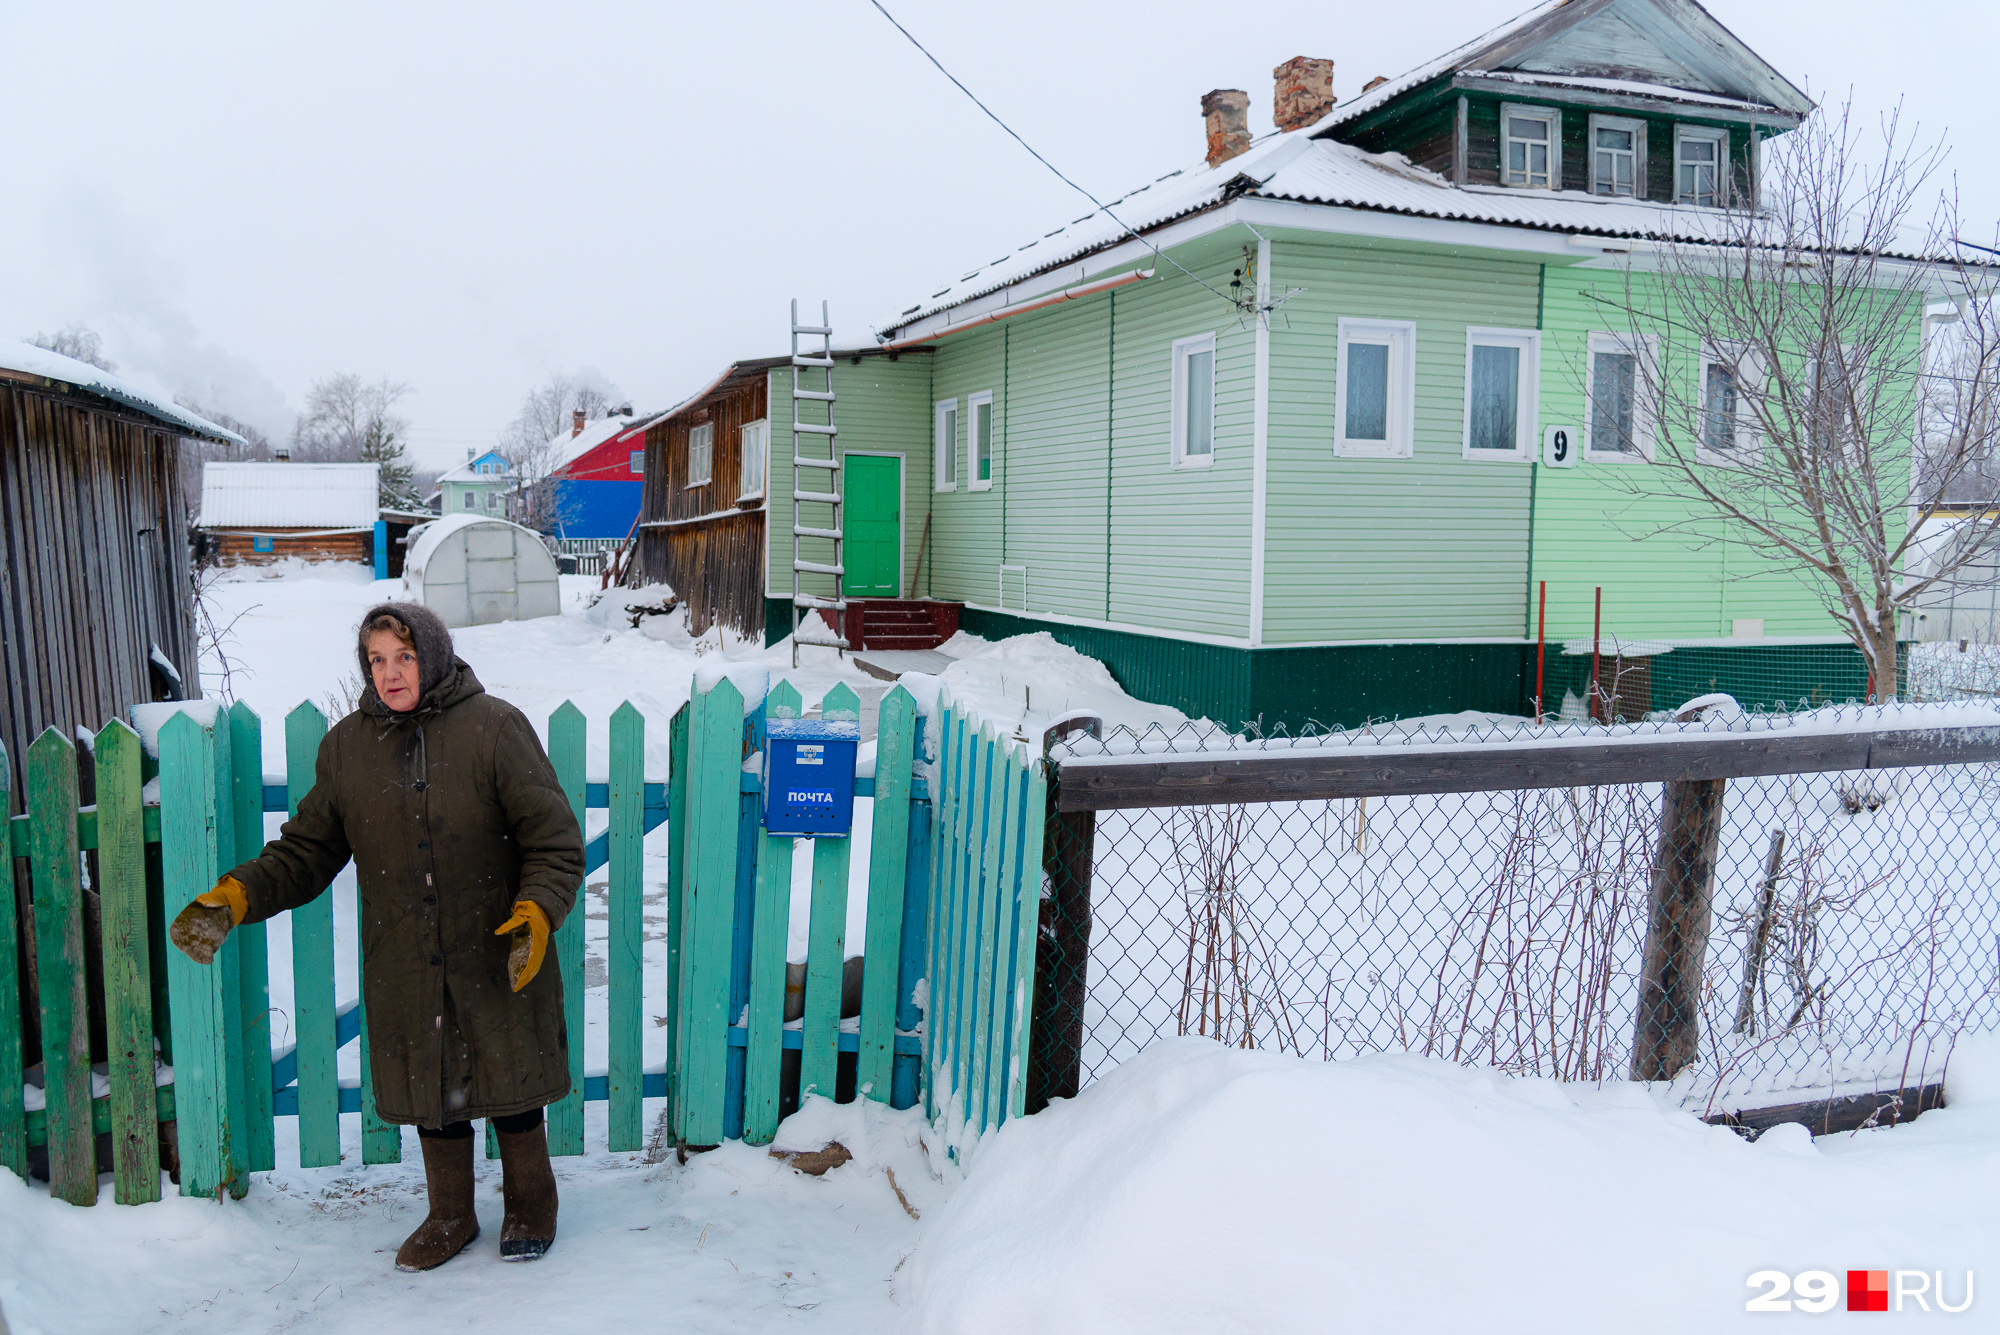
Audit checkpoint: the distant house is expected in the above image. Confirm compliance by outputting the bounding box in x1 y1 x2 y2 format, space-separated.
0 338 242 792
536 409 649 541
198 462 391 567
437 449 514 515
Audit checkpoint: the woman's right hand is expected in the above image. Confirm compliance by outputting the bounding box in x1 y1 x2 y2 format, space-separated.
169 876 248 965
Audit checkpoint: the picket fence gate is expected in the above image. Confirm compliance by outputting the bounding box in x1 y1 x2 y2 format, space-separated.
1 676 1047 1204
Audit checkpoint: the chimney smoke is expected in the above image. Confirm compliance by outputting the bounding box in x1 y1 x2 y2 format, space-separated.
1201 89 1251 168
1273 56 1335 132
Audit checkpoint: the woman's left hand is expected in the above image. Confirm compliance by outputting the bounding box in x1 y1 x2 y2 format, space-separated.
495 901 551 992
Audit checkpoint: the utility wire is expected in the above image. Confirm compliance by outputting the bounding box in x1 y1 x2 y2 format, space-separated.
865 0 1251 315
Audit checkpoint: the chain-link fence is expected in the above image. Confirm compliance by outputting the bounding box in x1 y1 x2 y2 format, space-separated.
1025 702 2000 1122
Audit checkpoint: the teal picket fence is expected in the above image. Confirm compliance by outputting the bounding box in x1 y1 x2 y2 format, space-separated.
1 671 1019 1204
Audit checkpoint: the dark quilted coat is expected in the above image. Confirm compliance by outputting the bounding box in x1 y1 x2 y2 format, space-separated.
227 655 583 1127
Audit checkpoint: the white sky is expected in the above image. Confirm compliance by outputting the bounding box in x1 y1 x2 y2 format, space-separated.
2 1 1993 469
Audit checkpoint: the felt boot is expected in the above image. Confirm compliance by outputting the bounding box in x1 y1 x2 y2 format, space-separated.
496 1123 559 1261
395 1134 481 1272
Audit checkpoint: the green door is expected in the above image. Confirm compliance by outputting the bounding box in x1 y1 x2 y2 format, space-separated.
842 455 902 598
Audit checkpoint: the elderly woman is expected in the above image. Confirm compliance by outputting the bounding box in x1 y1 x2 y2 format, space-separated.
170 602 582 1272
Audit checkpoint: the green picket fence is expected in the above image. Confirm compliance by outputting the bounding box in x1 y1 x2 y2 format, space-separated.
921 691 1048 1157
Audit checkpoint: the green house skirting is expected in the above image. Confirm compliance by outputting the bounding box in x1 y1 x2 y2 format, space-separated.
772 602 1882 730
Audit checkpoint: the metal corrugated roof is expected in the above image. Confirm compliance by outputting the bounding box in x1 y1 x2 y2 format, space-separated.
197 462 380 528
0 339 246 444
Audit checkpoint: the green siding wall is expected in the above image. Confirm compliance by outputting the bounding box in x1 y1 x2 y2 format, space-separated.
1263 235 1543 644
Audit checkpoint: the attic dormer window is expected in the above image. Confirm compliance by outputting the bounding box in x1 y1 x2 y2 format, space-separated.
1589 115 1645 197
1674 126 1729 206
1501 105 1561 190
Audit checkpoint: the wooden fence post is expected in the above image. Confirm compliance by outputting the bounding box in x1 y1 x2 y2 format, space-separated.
284 703 340 1168
679 676 744 1147
27 727 94 1205
856 686 916 1104
0 741 24 1182
545 702 587 1157
228 702 275 1174
800 684 859 1106
607 702 646 1152
1027 714 1099 1115
159 709 244 1199
742 683 800 1145
665 702 690 1144
1632 776 1727 1081
94 719 161 1204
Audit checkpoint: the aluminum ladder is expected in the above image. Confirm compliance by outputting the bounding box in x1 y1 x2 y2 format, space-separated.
790 299 845 667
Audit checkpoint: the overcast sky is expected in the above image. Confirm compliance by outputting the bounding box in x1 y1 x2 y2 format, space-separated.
3 1 1993 469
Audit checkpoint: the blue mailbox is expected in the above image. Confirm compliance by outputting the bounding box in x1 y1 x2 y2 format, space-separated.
763 715 860 837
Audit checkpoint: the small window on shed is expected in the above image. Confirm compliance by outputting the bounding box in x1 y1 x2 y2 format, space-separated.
687 423 713 487
739 420 767 498
629 450 644 475
252 534 275 553
1501 104 1561 189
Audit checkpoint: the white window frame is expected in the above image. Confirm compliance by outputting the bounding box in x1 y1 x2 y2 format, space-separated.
1695 343 1761 465
1584 331 1657 462
1334 318 1416 459
1170 333 1217 469
628 450 644 475
1673 124 1730 206
967 391 995 491
460 490 475 510
485 489 499 510
933 398 959 491
1588 113 1646 198
737 419 767 499
1461 327 1540 462
685 422 713 488
1500 103 1562 190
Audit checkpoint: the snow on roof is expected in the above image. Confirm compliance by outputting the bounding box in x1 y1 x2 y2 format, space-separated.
1310 0 1571 133
543 415 644 473
436 453 516 484
0 339 245 443
1460 70 1785 115
198 462 380 528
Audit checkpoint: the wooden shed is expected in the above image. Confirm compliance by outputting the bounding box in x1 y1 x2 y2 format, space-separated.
197 462 381 566
634 358 780 638
0 339 242 793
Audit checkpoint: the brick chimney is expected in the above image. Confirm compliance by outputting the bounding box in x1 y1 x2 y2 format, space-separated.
571 408 586 437
1202 89 1251 167
1273 57 1335 131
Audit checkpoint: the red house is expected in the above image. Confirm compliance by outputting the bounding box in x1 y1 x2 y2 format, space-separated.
540 410 648 540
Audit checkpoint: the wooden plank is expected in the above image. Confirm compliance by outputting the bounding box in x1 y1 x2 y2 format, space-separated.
681 677 744 1146
1006 760 1048 1122
607 702 645 1151
94 720 159 1203
856 686 915 1102
799 683 860 1104
980 749 1024 1131
970 746 1013 1133
545 702 587 1156
1053 725 2000 811
935 708 970 1118
210 708 249 1198
665 702 690 1144
27 728 93 1205
229 702 275 1174
1706 1082 1946 1140
159 711 233 1198
0 740 24 1181
284 704 339 1167
743 681 801 1145
951 725 994 1125
892 786 931 1112
920 702 951 1120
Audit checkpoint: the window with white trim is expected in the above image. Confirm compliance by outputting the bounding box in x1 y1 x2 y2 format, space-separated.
738 419 767 498
1501 104 1561 189
629 450 644 475
686 422 712 487
1589 114 1645 197
1674 125 1729 206
1585 331 1656 460
460 490 474 510
1807 345 1865 461
485 490 498 510
1462 327 1540 460
1335 318 1416 458
933 399 958 490
968 391 995 490
1170 334 1216 467
1696 344 1761 464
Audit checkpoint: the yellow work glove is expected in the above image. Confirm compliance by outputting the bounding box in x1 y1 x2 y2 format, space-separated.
495 900 551 992
169 875 248 966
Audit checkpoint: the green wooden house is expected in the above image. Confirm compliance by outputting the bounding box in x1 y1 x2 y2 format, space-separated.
718 0 1945 727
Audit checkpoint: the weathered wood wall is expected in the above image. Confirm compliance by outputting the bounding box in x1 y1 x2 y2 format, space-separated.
201 529 372 567
0 380 199 794
637 371 771 639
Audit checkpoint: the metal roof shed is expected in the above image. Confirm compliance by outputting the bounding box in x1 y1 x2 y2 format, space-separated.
403 514 560 628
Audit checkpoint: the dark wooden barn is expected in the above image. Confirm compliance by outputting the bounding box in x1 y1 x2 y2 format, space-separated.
0 343 243 793
634 358 781 639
